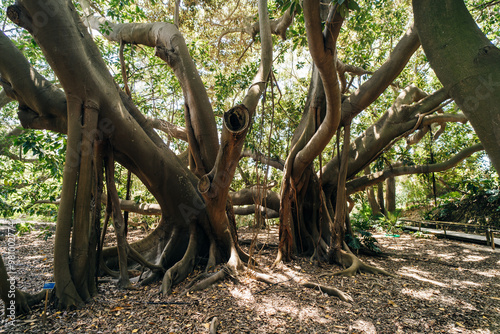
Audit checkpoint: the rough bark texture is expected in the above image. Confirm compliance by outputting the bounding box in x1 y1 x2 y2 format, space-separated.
413 0 500 174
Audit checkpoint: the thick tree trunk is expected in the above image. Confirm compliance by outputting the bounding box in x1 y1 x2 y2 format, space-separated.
386 176 396 214
413 0 500 174
6 0 210 307
364 167 381 215
377 183 386 216
4 0 277 304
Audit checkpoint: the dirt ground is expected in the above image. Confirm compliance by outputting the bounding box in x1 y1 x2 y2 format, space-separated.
0 221 499 334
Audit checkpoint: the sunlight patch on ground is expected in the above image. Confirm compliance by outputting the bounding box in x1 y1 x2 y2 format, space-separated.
444 322 493 334
401 287 440 300
423 249 457 260
351 319 377 334
399 268 448 287
467 268 500 277
437 295 477 311
462 254 488 262
23 254 48 261
450 279 483 288
228 286 255 303
401 288 478 310
254 295 332 325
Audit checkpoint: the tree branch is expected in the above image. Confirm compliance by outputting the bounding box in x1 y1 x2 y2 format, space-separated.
322 87 449 188
249 7 295 40
292 1 343 179
240 149 284 170
230 186 281 213
241 0 273 113
346 143 484 194
233 204 279 218
145 116 188 142
0 30 67 134
80 0 219 173
0 127 38 162
0 89 13 110
341 22 420 123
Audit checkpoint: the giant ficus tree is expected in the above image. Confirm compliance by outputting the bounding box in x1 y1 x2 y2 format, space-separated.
0 0 497 312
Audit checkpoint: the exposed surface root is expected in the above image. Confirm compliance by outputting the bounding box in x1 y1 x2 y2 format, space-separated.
326 250 396 277
14 290 46 315
126 244 163 271
250 270 278 285
209 316 219 334
99 261 120 278
160 225 198 295
301 282 353 302
181 268 228 295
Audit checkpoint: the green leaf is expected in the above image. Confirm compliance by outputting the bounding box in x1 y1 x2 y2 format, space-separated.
348 0 360 11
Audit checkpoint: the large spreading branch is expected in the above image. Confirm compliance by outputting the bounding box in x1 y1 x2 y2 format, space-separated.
145 116 188 142
233 204 279 218
81 0 218 174
291 0 343 180
414 0 500 174
196 0 273 273
346 143 484 194
230 186 281 213
321 87 450 188
217 6 295 55
0 31 67 133
340 22 420 124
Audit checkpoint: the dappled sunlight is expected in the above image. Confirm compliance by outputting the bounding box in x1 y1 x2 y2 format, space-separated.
399 267 448 287
422 249 457 260
467 269 499 278
401 288 478 310
443 322 493 334
401 287 440 300
450 279 483 288
352 319 377 334
228 279 336 327
228 286 255 303
255 294 332 325
462 254 489 262
23 254 49 261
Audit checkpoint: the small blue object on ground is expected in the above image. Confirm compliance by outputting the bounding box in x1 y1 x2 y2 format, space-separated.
42 282 55 290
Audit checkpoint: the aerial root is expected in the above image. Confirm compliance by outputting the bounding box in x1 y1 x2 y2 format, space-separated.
206 241 217 271
301 282 353 302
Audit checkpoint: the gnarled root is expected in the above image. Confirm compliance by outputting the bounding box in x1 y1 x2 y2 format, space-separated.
181 267 229 295
301 282 353 302
160 224 198 295
12 290 46 315
327 246 395 277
